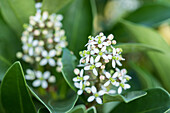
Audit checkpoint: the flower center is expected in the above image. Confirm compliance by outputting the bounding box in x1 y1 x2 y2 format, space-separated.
90 65 95 70
94 93 99 97
109 78 115 82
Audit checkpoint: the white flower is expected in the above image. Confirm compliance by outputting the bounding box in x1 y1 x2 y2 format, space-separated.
73 69 89 83
32 71 51 89
101 85 116 94
25 69 35 80
40 50 56 66
104 72 118 87
74 81 90 95
87 86 105 104
117 83 131 94
84 57 102 76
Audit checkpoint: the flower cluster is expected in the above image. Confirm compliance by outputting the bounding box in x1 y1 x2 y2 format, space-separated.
73 32 131 104
16 3 67 89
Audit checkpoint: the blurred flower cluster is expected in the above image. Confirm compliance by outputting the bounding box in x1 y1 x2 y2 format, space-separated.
73 32 131 104
16 3 68 89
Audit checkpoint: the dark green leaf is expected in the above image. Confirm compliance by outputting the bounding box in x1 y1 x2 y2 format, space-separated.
126 3 170 27
0 0 36 35
114 43 164 54
0 56 11 80
38 108 50 113
121 20 170 92
103 91 147 103
62 48 77 91
69 105 86 113
110 88 170 113
0 62 36 113
62 0 93 57
28 86 78 113
87 106 97 113
42 0 73 14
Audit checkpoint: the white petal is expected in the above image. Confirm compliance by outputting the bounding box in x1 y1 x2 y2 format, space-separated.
77 90 83 95
118 87 122 94
101 36 106 41
90 57 94 64
96 97 102 104
74 83 80 88
49 50 56 57
73 77 80 82
112 60 116 68
108 55 112 59
42 51 48 57
102 54 108 60
84 66 90 70
105 72 111 78
25 75 35 80
98 44 102 48
36 71 42 78
41 80 48 89
32 80 41 87
93 68 98 76
94 48 99 53
124 84 131 89
95 62 102 67
112 48 116 55
104 81 110 87
40 59 48 66
116 60 122 66
33 40 38 46
43 71 50 79
26 69 33 75
109 90 116 94
83 75 89 80
28 48 34 56
95 55 100 63
101 46 106 52
86 56 90 63
80 69 84 77
112 72 118 78
79 57 84 64
87 96 95 102
49 58 56 66
98 90 105 96
91 86 97 94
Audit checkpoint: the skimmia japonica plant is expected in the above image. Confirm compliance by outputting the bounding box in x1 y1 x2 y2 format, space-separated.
16 3 68 89
73 32 131 105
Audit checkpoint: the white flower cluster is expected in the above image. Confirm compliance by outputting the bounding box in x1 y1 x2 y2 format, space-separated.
16 3 67 89
73 32 131 104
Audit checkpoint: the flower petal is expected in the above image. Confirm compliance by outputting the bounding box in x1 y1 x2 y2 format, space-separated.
74 83 80 88
118 87 122 94
96 97 102 104
49 49 56 57
124 84 131 89
42 50 48 57
116 60 122 66
77 90 83 95
36 71 42 78
112 60 116 68
90 57 94 64
93 68 98 76
98 90 105 96
84 66 90 70
49 58 56 66
101 46 106 52
41 80 48 89
32 79 41 87
95 62 102 67
80 69 84 77
112 72 118 78
73 77 80 82
104 81 110 87
43 71 50 79
87 96 95 102
28 48 34 56
91 86 97 94
105 72 111 78
95 55 100 63
83 75 89 80
40 58 48 66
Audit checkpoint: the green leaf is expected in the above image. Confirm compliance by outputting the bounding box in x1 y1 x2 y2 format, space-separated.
62 0 93 57
129 62 162 89
28 86 78 113
42 0 73 14
69 105 86 113
121 20 170 92
0 62 36 113
110 88 170 113
62 48 77 91
125 3 170 27
38 108 50 113
0 56 11 80
87 106 97 113
114 43 164 54
103 91 147 103
0 0 36 35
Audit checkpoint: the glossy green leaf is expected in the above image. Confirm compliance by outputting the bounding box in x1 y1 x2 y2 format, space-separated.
110 88 170 113
28 86 78 113
0 62 36 113
62 0 93 57
0 56 11 80
87 106 97 113
69 105 86 113
38 108 50 113
121 20 170 92
114 43 164 54
126 3 170 27
0 0 36 35
42 0 73 14
103 91 147 103
129 62 162 89
62 48 77 91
